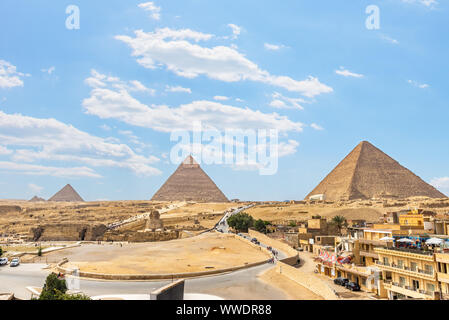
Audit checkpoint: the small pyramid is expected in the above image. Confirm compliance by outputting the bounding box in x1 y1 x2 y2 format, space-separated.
48 184 84 202
29 196 46 202
152 156 229 202
306 141 446 201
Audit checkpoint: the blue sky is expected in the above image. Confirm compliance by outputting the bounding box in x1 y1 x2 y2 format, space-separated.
0 0 448 201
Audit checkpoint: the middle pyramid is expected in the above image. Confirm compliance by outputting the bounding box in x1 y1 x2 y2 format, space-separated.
151 155 229 202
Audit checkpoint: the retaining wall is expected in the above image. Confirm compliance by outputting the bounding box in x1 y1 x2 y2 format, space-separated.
275 262 340 300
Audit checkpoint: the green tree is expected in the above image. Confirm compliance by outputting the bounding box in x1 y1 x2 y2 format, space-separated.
227 212 254 232
288 221 297 227
254 219 267 233
0 247 3 257
331 215 347 235
37 247 42 257
39 273 67 300
38 273 91 300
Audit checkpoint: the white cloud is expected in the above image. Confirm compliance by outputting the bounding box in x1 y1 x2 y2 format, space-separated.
0 110 161 177
100 124 111 131
228 24 241 40
213 95 230 101
0 145 12 155
0 161 101 178
269 92 305 110
85 69 155 95
264 43 284 51
407 80 429 89
310 123 324 131
41 66 55 75
28 183 43 194
278 140 300 157
138 2 161 20
0 60 29 89
83 79 304 133
431 177 449 193
380 34 399 45
165 85 192 94
335 67 364 78
116 28 332 98
401 0 438 7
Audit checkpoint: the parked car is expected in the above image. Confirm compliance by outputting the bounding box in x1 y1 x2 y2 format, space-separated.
345 282 361 291
9 258 20 267
334 277 349 286
297 247 304 252
0 257 8 266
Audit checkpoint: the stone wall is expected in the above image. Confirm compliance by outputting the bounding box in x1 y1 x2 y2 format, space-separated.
29 224 107 241
102 230 179 242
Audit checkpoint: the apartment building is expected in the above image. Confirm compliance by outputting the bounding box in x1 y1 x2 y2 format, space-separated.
375 246 441 300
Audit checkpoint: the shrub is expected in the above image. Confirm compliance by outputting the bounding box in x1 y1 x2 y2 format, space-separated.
254 219 267 233
0 247 3 257
37 247 42 257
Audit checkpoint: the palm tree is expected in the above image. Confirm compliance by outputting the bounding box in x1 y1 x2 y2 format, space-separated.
331 215 347 235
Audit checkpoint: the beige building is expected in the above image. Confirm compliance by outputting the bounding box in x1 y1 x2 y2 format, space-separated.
436 252 449 299
375 247 441 300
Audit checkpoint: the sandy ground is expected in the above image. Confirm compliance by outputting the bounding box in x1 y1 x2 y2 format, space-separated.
246 204 385 223
258 267 323 300
45 232 270 274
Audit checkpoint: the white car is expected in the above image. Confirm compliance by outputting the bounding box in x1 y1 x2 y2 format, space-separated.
10 258 20 267
0 257 8 266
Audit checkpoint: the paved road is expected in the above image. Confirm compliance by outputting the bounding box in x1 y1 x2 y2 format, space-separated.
215 204 287 261
0 262 286 300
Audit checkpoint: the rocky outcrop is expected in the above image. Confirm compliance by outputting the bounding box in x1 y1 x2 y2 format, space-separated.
0 205 22 214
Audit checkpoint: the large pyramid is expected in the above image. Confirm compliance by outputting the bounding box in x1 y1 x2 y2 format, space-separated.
306 141 446 201
48 184 84 202
152 156 229 202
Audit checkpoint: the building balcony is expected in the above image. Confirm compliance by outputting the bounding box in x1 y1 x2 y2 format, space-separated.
375 261 436 280
437 272 449 284
374 247 434 261
359 250 379 259
435 252 449 264
359 239 389 246
383 280 437 300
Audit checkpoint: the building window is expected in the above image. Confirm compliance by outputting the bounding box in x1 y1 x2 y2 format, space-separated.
361 277 367 286
383 257 389 266
399 277 406 287
412 280 420 291
425 264 434 275
410 262 418 272
427 283 435 293
398 260 404 268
